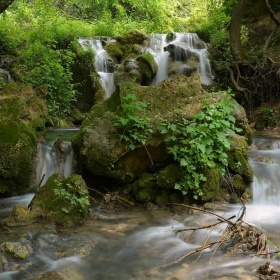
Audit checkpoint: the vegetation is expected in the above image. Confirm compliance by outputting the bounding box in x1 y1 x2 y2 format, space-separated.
114 90 241 199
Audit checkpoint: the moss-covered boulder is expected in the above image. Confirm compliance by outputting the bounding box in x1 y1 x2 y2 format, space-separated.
1 242 30 259
72 45 105 112
72 74 252 203
30 174 89 229
105 31 147 63
1 204 38 227
0 82 50 195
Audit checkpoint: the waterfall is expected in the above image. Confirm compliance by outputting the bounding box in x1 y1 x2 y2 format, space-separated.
148 34 170 86
78 38 116 98
147 33 214 86
249 134 280 204
36 129 78 188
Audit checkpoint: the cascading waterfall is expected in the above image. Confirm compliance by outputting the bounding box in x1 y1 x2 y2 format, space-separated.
249 134 280 204
148 33 214 86
78 33 213 95
78 38 116 98
36 129 78 187
148 34 170 86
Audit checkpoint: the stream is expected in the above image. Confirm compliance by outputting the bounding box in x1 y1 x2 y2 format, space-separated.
0 133 280 280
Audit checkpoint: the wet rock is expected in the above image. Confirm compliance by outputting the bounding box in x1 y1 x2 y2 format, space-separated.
1 204 38 227
1 242 30 259
0 82 50 195
30 174 90 229
35 271 66 280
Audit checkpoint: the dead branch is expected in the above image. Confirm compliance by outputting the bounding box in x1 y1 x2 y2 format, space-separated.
160 201 269 269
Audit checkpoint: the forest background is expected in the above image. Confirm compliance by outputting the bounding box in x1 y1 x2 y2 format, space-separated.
0 0 280 126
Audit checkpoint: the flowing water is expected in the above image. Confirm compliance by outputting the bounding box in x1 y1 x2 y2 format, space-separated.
36 128 78 187
78 33 213 97
78 38 116 99
1 133 280 280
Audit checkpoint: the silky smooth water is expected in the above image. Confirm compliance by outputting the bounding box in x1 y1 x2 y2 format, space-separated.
1 134 280 279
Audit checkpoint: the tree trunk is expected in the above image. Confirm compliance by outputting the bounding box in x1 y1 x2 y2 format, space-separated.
229 0 249 61
0 0 14 14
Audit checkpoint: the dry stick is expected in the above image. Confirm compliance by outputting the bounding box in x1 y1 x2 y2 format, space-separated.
193 226 214 265
160 241 218 270
177 215 236 233
116 195 134 206
88 195 97 203
170 203 236 225
37 174 46 190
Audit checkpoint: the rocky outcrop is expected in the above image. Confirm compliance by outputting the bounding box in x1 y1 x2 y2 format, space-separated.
0 82 50 195
72 74 253 203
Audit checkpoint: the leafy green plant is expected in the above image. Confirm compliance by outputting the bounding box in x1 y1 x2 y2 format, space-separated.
114 91 153 150
114 89 241 200
260 106 274 116
158 91 241 199
54 181 90 213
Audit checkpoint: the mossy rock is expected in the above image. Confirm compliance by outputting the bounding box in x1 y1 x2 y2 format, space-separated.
1 204 38 227
1 242 30 259
135 53 158 85
0 82 49 195
132 186 159 202
155 190 170 206
35 271 66 280
156 164 183 190
105 31 147 64
30 174 89 229
227 135 254 183
138 172 157 188
201 169 222 202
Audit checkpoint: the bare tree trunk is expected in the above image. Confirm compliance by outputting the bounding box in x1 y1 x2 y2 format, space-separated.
229 0 249 61
0 0 14 14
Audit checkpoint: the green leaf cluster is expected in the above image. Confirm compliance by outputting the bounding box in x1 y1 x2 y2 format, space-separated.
115 89 241 200
54 181 90 214
114 91 153 150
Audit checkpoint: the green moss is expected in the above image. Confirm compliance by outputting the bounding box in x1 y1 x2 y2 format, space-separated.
105 41 126 63
132 186 159 202
201 169 222 202
156 164 183 189
227 149 253 183
136 53 158 75
30 174 89 229
231 174 249 196
169 192 184 203
106 90 121 112
138 172 157 188
155 190 169 206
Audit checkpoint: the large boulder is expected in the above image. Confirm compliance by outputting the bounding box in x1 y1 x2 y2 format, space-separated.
0 82 50 195
72 74 253 203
